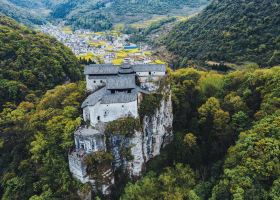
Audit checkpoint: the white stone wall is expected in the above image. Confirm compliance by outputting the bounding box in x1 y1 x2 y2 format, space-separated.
86 75 106 91
136 71 165 77
83 107 90 122
75 136 104 154
68 155 89 183
88 100 138 126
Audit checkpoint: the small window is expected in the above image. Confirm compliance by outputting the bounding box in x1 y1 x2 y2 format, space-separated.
81 144 85 149
111 90 116 94
128 90 131 93
100 80 103 83
93 81 96 83
97 116 100 121
149 71 152 75
122 105 124 108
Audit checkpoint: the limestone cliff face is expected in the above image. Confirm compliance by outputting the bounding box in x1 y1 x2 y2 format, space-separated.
109 92 173 177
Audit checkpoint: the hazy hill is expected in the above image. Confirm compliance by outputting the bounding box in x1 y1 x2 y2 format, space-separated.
0 0 65 25
51 0 209 31
164 0 280 67
0 15 81 108
0 0 46 25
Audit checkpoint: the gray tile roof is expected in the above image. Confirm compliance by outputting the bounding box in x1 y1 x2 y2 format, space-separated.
84 64 166 75
133 64 166 72
101 92 138 104
74 126 101 136
106 76 136 90
84 64 119 75
81 87 107 108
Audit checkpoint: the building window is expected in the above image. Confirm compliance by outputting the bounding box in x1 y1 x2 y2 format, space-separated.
81 144 85 149
111 90 115 94
149 71 152 75
94 81 96 83
128 89 131 93
122 105 124 108
100 80 103 83
97 116 100 121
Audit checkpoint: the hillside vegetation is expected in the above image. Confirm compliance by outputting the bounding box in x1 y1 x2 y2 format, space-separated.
164 0 280 67
0 0 46 25
51 0 209 31
0 16 81 108
1 66 279 199
122 66 280 199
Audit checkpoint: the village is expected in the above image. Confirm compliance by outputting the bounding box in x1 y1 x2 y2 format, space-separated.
40 24 164 65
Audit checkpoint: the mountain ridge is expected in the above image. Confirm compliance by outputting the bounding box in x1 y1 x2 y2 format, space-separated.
164 0 280 67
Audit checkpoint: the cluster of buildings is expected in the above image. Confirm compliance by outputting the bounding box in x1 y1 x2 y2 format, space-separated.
68 63 166 192
40 24 154 64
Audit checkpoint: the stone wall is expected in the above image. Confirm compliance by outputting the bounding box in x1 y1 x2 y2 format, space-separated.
88 100 138 126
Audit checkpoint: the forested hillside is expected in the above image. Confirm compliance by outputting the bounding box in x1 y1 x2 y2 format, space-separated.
1 64 279 199
51 0 209 31
0 0 46 25
121 66 280 199
0 16 81 109
164 0 280 67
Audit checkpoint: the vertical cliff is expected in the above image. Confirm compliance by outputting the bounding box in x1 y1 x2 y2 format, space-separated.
106 90 173 178
127 92 173 176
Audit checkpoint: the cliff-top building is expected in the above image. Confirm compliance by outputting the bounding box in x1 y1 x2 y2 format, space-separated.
68 64 172 194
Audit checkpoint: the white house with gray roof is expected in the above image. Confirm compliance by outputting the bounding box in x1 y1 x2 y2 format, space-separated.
85 64 166 91
69 63 166 187
82 64 166 126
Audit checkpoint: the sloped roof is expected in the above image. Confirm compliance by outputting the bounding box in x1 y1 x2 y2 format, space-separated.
101 92 137 104
106 76 136 90
74 126 101 136
81 87 107 108
133 64 166 72
84 64 119 75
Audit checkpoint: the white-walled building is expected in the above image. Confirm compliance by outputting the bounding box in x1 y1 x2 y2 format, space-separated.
84 64 166 91
69 63 166 187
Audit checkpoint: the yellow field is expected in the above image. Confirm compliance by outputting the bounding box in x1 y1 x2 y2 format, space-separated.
112 58 124 65
77 52 94 61
62 26 73 34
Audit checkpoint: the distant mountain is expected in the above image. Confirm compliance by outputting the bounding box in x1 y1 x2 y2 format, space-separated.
0 0 66 25
0 15 81 108
164 0 280 67
0 0 46 25
51 0 209 31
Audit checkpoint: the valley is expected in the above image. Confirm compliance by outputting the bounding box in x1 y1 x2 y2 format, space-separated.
0 1 280 200
40 24 162 65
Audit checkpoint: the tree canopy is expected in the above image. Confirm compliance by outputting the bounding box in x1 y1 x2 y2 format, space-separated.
0 16 82 108
164 0 280 68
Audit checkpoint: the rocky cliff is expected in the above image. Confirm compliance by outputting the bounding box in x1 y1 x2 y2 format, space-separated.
128 93 173 176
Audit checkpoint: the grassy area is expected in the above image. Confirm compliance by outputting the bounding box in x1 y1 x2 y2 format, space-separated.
153 59 166 64
62 26 73 34
112 58 124 65
88 41 107 48
131 16 167 29
77 52 94 61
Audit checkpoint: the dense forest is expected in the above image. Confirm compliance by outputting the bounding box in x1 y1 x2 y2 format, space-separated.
121 65 280 199
1 63 279 199
164 0 280 68
1 1 280 199
0 16 82 109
